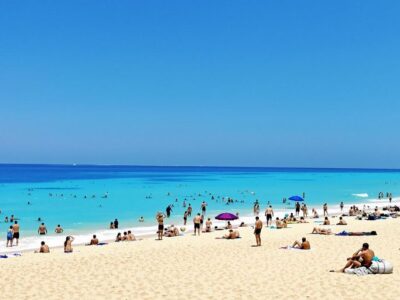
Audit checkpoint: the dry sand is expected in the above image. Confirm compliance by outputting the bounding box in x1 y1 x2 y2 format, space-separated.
1 216 399 300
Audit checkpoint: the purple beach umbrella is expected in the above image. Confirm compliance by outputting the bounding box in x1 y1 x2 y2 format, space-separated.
215 213 238 221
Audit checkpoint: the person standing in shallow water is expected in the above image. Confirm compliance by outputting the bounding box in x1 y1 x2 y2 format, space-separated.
340 202 344 212
254 216 263 246
323 203 328 216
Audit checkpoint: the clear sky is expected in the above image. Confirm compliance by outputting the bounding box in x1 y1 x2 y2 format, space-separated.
1 1 399 168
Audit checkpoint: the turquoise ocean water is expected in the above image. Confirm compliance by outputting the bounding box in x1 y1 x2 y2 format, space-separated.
1 164 399 240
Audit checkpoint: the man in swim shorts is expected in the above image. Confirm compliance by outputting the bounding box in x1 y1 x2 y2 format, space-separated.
156 213 165 240
254 216 262 246
292 237 311 249
12 221 20 246
193 213 201 236
338 243 374 272
265 205 274 227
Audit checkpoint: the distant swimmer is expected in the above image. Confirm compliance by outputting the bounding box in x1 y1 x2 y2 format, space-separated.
27 201 31 205
114 219 119 229
35 241 50 253
38 223 47 235
166 205 172 218
55 224 64 233
139 216 145 222
37 217 42 222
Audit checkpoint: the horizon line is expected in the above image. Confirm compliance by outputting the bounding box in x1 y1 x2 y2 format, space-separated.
0 162 400 171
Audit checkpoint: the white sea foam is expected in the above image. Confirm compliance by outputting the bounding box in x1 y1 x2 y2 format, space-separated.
352 193 369 198
1 197 398 254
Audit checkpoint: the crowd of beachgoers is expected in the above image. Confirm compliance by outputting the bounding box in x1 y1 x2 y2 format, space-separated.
1 190 398 274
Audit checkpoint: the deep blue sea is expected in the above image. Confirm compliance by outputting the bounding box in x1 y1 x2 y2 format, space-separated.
0 164 399 250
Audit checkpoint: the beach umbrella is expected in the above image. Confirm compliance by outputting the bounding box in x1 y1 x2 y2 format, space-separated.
288 195 304 202
215 213 238 221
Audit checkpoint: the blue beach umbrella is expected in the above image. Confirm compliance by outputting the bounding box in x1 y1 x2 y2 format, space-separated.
288 195 304 202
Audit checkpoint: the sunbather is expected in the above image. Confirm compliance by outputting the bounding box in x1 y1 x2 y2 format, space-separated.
336 217 347 225
292 237 311 250
311 227 332 235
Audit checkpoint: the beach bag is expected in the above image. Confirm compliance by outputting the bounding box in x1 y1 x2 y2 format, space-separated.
369 260 393 274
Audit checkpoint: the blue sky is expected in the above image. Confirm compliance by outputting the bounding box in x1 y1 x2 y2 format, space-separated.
1 1 399 168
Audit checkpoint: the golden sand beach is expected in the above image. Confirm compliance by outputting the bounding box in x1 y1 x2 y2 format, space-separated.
1 216 399 300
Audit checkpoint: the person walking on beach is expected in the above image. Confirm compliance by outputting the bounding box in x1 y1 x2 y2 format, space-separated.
38 223 47 235
295 202 300 216
254 216 263 246
156 212 165 240
12 221 20 246
323 203 328 216
265 205 274 227
6 225 13 247
193 213 201 236
340 202 344 212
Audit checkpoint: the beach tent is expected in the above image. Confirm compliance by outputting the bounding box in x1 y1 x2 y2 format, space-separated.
288 195 304 202
215 213 238 221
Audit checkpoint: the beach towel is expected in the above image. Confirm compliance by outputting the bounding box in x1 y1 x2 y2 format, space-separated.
345 267 373 276
280 246 311 251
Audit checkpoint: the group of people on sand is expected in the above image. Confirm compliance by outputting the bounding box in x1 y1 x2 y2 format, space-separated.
35 236 75 254
115 231 136 242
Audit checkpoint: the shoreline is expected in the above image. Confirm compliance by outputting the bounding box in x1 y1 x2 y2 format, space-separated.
2 196 398 254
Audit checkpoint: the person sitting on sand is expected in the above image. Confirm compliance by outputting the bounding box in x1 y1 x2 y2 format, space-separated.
239 222 247 227
115 232 122 242
55 224 64 234
64 236 74 253
336 217 347 225
275 217 283 229
164 225 179 237
87 234 99 245
282 218 288 228
292 237 311 250
35 241 50 253
349 207 355 216
127 230 136 241
298 217 308 223
323 217 330 225
122 232 128 241
217 229 240 239
205 218 212 232
373 208 382 218
336 243 375 272
225 221 233 230
312 208 319 218
312 227 332 235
